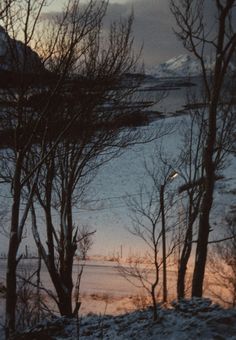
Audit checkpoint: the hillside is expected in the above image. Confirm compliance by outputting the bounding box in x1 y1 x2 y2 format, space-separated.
146 55 214 78
0 26 42 72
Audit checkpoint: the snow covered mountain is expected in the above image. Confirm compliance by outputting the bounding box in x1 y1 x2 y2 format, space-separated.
0 26 42 73
147 54 215 78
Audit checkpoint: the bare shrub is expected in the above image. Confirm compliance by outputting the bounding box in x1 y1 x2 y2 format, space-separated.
16 263 50 331
131 291 151 310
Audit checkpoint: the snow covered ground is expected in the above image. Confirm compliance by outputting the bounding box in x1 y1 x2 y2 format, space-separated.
13 298 236 339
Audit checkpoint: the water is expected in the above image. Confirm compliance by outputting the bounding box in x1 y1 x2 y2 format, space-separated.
75 77 200 257
0 257 223 318
0 258 178 321
0 76 198 258
0 258 177 296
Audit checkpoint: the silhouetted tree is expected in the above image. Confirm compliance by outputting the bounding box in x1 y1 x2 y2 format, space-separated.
171 0 236 298
25 11 156 317
175 112 205 299
0 1 158 334
0 0 112 336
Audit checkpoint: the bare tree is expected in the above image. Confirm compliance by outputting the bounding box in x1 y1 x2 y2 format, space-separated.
0 0 112 336
78 225 94 261
208 213 236 307
118 158 178 320
175 112 205 299
15 258 48 331
25 12 155 319
171 0 236 298
73 225 95 316
0 1 165 336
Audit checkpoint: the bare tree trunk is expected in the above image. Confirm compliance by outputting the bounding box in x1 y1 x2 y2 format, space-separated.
151 286 158 321
151 249 160 321
192 59 221 298
6 237 18 338
61 196 74 314
192 172 215 297
177 202 199 299
5 159 22 338
31 202 74 316
177 230 192 299
45 189 74 316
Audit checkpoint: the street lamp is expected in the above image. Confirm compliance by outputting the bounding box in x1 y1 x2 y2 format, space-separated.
160 170 178 303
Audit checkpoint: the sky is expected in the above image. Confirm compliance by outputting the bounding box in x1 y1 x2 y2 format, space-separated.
106 0 186 66
45 0 186 67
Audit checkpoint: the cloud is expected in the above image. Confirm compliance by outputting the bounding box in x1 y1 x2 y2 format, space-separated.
43 0 219 68
105 0 219 67
105 0 185 66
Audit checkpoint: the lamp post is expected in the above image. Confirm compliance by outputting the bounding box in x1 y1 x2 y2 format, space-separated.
160 171 178 303
160 183 167 303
